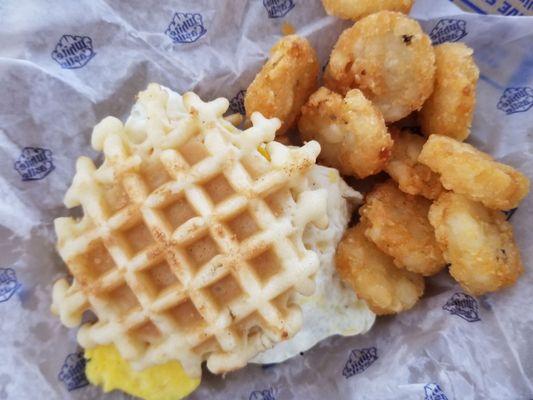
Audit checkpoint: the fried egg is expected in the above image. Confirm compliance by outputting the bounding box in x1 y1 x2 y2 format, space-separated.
85 345 200 400
252 165 376 364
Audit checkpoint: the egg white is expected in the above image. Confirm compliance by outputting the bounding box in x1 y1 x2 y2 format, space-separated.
252 166 376 364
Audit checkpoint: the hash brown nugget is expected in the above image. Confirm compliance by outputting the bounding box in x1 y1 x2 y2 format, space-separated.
298 87 393 178
322 0 414 20
245 35 319 136
419 43 480 141
419 135 530 210
429 192 524 296
385 128 443 199
335 222 425 315
323 11 435 122
360 180 446 276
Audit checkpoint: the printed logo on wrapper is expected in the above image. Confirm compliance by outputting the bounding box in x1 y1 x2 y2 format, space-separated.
263 0 295 18
229 90 246 115
249 387 277 400
342 347 378 378
0 268 21 303
51 35 95 69
497 87 533 115
14 147 55 181
165 12 207 44
429 19 467 45
443 292 480 322
424 383 449 400
58 352 89 391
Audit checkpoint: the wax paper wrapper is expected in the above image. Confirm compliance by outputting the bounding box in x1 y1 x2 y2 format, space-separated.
0 0 532 399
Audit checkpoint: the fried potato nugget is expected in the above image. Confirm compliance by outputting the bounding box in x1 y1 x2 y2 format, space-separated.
298 87 393 178
245 35 319 136
360 180 446 276
322 0 414 20
335 222 425 315
429 192 524 295
385 128 443 199
323 11 435 122
419 135 530 210
419 43 480 141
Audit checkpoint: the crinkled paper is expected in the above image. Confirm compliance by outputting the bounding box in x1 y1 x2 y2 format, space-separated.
0 0 531 399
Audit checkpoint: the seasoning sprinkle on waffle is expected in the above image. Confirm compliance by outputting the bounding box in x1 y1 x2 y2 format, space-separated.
51 83 327 378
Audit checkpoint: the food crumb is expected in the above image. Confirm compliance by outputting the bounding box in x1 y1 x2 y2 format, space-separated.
282 22 295 36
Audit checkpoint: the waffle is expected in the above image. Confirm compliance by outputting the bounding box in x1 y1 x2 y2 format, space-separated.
51 84 326 378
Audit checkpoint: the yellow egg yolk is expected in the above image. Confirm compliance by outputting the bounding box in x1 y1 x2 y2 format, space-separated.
85 345 200 400
258 144 271 161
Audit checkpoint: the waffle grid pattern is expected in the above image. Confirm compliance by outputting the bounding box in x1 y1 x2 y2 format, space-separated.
52 84 325 377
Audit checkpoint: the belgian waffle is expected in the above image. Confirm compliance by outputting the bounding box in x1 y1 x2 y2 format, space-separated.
51 84 327 378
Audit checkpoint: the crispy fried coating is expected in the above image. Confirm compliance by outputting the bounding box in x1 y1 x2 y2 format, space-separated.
360 180 446 276
419 43 480 141
335 222 425 315
245 35 319 136
298 87 393 178
384 128 443 199
323 11 435 122
321 0 414 20
429 192 524 296
419 135 530 210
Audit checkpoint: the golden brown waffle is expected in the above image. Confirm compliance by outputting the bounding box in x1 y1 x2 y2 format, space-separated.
51 84 327 378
